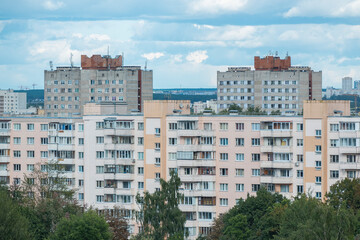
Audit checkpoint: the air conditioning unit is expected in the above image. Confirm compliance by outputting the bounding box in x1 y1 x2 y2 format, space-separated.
132 159 135 163
295 162 299 167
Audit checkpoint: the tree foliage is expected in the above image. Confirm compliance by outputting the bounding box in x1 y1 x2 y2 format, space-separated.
103 207 130 240
50 210 112 240
135 171 186 240
0 188 31 240
326 178 360 211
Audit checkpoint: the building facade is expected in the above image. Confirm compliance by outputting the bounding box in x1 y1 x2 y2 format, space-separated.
342 77 353 92
44 55 153 117
0 90 27 115
1 100 360 239
217 56 322 114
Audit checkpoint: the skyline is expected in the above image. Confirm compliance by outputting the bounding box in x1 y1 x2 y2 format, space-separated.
1 0 360 89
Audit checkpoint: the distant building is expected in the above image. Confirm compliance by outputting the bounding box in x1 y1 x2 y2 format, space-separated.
0 90 27 115
342 77 353 92
217 55 322 114
192 99 218 114
354 80 360 90
44 54 153 117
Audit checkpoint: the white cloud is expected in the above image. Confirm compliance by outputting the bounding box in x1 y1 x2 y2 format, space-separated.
86 34 111 41
186 50 208 63
171 54 183 63
284 0 360 17
141 52 165 60
43 0 64 11
189 0 248 14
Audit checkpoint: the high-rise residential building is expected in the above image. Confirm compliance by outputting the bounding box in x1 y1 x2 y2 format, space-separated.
354 80 360 90
44 54 153 117
0 90 27 115
342 77 353 91
217 55 322 114
2 100 360 239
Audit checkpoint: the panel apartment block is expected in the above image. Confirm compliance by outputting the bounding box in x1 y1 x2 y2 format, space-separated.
2 100 360 239
44 55 153 117
217 56 322 114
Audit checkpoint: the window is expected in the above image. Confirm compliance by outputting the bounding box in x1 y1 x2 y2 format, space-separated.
96 151 104 159
169 123 178 130
204 123 212 130
315 161 322 168
138 182 144 189
252 184 260 192
297 185 304 193
138 167 144 175
198 212 213 220
41 138 48 145
78 152 84 159
315 145 321 153
236 123 244 131
235 169 244 177
280 169 290 177
220 123 228 130
220 198 228 206
155 128 160 136
297 139 303 146
155 158 161 165
13 123 21 130
236 183 244 192
316 192 322 199
251 138 260 146
281 185 289 192
27 164 34 171
297 123 303 131
252 154 260 162
14 164 21 171
155 143 160 150
13 150 21 158
330 139 339 147
27 124 34 130
252 123 260 131
96 137 104 144
138 137 144 145
41 124 48 131
347 171 356 178
297 170 303 178
220 183 228 191
138 122 144 130
236 153 244 161
330 170 339 178
220 168 228 176
347 155 356 163
297 154 303 162
96 166 104 173
252 169 260 176
27 137 34 145
315 130 321 137
77 165 84 172
169 152 177 160
138 152 144 160
168 138 177 145
155 172 161 180
220 138 228 146
78 124 84 131
96 195 104 203
330 155 339 163
330 124 339 131
217 153 227 161
27 151 35 158
13 137 21 144
340 122 356 130
236 138 244 146
41 151 48 158
316 176 322 184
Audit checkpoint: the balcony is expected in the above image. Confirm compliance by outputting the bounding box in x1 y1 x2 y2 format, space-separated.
0 130 10 136
103 158 135 165
103 128 134 136
260 146 292 153
260 176 293 184
0 156 10 163
48 143 75 151
178 174 215 182
260 161 293 169
104 173 135 181
339 147 360 154
177 159 216 167
177 130 215 137
176 144 215 152
339 162 360 170
48 130 74 137
0 170 9 177
179 189 216 197
104 143 134 151
260 130 292 138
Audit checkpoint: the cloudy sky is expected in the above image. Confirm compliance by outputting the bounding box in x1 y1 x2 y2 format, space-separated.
1 0 360 89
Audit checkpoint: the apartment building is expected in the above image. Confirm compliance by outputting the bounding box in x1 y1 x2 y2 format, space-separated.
1 100 360 239
44 54 153 117
0 90 27 115
217 55 322 114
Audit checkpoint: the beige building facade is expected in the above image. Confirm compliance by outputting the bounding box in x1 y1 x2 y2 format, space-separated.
1 100 360 239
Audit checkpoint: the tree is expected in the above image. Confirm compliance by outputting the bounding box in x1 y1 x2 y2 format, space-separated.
276 195 357 240
326 178 360 211
0 188 31 240
50 210 112 240
270 110 281 115
103 207 130 240
135 171 186 240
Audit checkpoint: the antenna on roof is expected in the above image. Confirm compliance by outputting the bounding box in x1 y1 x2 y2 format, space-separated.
145 60 147 71
70 53 74 68
32 83 37 89
275 51 278 57
49 61 53 71
286 51 289 57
